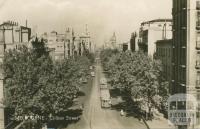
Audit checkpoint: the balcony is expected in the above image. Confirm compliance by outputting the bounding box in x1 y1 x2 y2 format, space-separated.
196 80 200 89
196 41 200 49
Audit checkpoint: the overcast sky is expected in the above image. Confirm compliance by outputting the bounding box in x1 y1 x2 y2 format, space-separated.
0 0 172 46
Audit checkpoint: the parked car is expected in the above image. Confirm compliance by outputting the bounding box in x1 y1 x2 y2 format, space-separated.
82 78 87 83
80 77 87 83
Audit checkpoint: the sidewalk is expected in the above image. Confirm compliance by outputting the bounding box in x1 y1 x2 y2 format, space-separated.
146 117 175 129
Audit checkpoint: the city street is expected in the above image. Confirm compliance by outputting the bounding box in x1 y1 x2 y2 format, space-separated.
64 60 147 129
1 1 198 129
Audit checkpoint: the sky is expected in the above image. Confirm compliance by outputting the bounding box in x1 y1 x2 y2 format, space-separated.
0 0 172 46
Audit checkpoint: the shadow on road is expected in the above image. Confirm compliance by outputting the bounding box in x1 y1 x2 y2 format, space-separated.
77 91 86 97
110 88 145 121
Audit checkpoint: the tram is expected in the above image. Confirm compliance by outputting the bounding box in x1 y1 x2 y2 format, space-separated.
100 89 111 108
100 78 108 89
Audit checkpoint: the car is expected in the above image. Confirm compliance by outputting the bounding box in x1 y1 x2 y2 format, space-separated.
80 77 87 83
82 78 87 83
91 71 95 77
100 78 107 85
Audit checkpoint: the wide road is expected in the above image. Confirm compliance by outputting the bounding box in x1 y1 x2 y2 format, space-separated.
64 60 147 129
83 60 147 129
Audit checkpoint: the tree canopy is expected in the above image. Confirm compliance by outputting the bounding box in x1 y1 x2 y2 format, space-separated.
3 38 93 124
100 49 169 119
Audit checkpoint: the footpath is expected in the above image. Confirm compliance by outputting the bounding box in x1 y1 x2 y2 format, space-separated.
146 117 175 129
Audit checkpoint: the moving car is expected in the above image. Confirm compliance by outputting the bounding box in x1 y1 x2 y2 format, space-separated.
91 71 95 77
100 78 107 85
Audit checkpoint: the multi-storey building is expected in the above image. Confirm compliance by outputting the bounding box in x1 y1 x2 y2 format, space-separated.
74 37 82 56
130 32 138 52
156 39 173 93
80 34 91 53
172 0 200 128
0 21 31 54
46 31 66 60
138 19 172 57
45 28 77 60
65 28 75 57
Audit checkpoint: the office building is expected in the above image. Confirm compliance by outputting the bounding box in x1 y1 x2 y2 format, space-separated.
156 39 172 92
138 19 172 57
130 32 138 52
172 0 200 127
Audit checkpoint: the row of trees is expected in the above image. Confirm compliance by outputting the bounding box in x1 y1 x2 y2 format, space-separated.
100 49 169 119
3 38 93 128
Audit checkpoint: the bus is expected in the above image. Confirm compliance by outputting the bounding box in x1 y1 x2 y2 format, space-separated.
100 89 111 108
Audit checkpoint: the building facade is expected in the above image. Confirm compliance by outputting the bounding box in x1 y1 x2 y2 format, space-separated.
45 28 77 61
44 26 93 60
130 32 138 52
156 39 172 93
80 35 91 53
138 19 172 57
172 0 200 127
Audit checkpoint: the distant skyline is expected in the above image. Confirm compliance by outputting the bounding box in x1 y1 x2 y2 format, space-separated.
0 0 172 46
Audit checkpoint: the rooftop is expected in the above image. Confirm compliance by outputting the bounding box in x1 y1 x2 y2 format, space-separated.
156 39 172 45
141 19 172 26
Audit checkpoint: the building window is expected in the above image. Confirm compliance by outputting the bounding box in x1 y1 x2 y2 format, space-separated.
197 72 200 89
197 32 200 49
197 94 200 101
197 1 200 10
197 52 200 69
197 11 200 29
181 48 186 66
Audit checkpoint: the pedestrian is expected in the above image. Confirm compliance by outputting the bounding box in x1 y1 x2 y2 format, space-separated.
80 103 84 110
120 109 124 116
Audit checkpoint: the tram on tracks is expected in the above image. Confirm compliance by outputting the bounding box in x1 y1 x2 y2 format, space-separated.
100 89 111 108
100 78 111 108
100 78 108 89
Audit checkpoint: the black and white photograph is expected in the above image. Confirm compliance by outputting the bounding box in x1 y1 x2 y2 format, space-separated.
0 0 199 129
